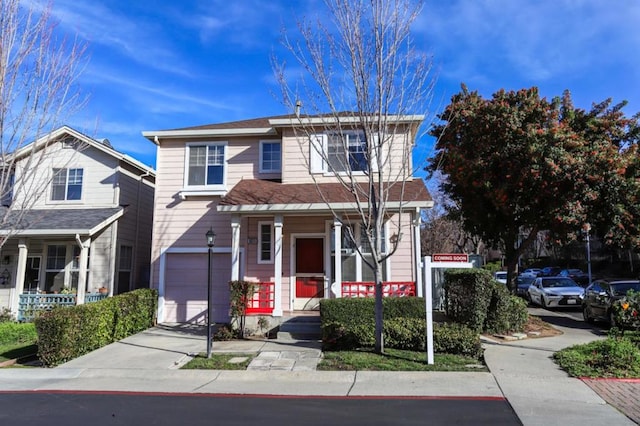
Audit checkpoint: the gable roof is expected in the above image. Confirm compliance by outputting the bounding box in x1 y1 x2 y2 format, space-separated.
142 113 425 144
217 179 433 214
11 126 155 177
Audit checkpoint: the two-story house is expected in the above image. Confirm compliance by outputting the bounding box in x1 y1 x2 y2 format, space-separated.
0 126 155 319
143 114 432 324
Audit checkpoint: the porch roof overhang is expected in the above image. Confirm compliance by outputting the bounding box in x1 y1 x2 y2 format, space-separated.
217 179 434 214
0 207 124 237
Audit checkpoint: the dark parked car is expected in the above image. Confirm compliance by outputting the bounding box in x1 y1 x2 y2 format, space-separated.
558 269 590 286
582 279 640 326
516 275 536 299
541 266 561 277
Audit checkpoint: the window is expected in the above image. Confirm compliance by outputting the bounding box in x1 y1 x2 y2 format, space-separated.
45 245 67 293
310 131 378 174
70 245 90 290
186 144 226 187
117 245 133 294
258 222 273 264
327 131 367 172
260 141 281 173
51 168 83 201
330 223 387 282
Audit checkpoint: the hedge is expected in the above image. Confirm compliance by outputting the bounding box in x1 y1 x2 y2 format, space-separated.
35 288 157 367
320 298 481 358
444 269 528 334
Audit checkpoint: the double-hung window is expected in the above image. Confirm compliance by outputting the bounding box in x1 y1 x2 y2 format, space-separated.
260 141 281 173
327 131 368 173
51 168 83 201
258 221 274 264
186 143 226 187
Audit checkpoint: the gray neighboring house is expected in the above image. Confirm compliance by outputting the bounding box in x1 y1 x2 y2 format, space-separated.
0 126 155 318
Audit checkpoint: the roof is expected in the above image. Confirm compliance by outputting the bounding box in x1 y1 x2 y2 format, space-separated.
0 207 124 236
142 113 425 144
11 126 155 178
217 179 433 214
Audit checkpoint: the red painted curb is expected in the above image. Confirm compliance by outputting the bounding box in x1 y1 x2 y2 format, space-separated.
0 389 506 401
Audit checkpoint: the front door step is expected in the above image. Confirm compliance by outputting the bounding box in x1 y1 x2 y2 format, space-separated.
277 315 321 340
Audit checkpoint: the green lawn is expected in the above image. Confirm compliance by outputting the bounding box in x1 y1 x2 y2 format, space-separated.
318 348 486 372
0 343 38 364
181 353 257 370
0 322 38 365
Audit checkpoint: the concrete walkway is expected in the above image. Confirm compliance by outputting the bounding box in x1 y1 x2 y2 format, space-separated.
0 314 637 425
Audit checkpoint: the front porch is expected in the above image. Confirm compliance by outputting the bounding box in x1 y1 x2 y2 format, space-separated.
17 292 109 321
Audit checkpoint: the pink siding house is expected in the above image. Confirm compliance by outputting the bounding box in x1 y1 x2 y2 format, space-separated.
143 114 432 324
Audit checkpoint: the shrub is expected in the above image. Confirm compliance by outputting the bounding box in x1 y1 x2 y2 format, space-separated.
433 322 482 358
229 280 257 338
443 269 494 331
36 288 157 367
484 283 528 334
384 318 425 351
0 307 13 323
613 290 640 331
554 337 640 378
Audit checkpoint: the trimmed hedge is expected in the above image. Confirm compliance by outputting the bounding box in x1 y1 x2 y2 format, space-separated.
320 298 481 358
444 269 528 334
35 289 157 367
443 269 494 331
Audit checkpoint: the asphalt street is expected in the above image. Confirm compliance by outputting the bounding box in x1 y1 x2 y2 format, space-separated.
0 391 521 426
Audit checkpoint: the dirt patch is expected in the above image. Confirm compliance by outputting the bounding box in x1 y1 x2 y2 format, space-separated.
523 315 563 338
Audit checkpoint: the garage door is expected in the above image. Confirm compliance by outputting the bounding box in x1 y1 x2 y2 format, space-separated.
163 252 231 324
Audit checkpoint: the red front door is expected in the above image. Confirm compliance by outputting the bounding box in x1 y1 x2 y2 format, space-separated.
295 238 324 309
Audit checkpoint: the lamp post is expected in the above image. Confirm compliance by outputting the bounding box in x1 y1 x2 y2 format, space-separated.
582 223 592 286
206 228 216 358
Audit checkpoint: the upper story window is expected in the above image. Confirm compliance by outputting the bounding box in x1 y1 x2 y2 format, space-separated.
260 141 281 173
51 168 83 201
186 143 226 187
327 131 367 172
310 131 378 175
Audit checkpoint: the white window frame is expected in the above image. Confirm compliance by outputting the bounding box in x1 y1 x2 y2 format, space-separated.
259 140 282 173
257 221 274 264
51 167 84 202
310 131 380 176
330 222 389 282
182 142 228 194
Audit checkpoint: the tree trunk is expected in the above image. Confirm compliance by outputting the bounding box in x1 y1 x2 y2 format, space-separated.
374 262 384 354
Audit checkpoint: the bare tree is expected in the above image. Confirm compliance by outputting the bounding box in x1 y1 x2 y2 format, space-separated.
274 0 434 353
0 0 87 247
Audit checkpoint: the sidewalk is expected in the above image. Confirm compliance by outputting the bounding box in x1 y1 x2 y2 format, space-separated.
0 319 637 425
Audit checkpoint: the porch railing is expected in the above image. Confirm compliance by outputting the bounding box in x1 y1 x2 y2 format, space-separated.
246 282 275 315
341 281 416 298
17 293 108 322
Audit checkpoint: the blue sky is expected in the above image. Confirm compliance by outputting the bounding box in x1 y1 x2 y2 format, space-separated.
37 0 640 169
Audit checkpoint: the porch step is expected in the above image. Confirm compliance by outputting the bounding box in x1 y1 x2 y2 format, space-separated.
277 315 322 341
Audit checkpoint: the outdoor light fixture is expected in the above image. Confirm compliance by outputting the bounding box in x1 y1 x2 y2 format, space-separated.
206 227 216 358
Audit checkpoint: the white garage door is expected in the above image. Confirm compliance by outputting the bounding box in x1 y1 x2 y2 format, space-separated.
163 252 231 324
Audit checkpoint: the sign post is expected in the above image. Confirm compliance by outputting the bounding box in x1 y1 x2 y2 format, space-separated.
423 254 473 365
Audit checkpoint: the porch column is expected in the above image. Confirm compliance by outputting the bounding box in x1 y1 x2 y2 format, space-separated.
413 209 424 297
273 215 283 316
10 240 28 317
230 215 241 281
75 235 90 305
333 219 342 298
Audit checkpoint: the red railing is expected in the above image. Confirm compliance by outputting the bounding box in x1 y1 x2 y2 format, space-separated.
341 281 416 298
246 282 275 315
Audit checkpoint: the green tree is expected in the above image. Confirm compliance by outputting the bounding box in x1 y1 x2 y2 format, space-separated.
427 86 640 290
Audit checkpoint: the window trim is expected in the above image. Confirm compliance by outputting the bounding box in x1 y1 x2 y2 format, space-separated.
183 142 228 193
50 167 84 202
310 131 380 176
259 140 282 173
257 221 274 264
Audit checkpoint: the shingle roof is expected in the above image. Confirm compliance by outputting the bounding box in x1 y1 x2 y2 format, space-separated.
218 179 431 210
0 207 124 235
